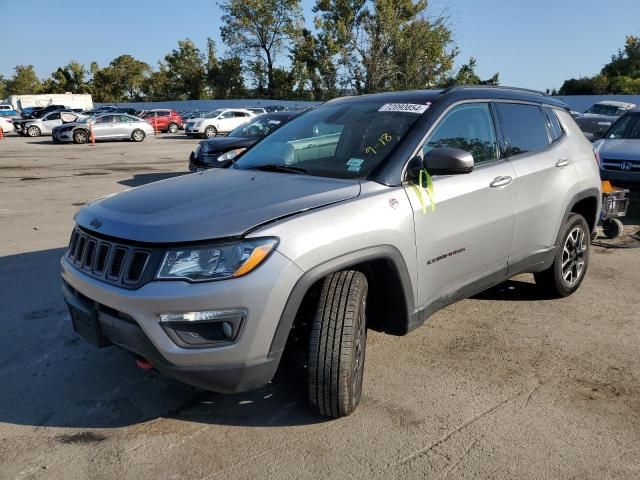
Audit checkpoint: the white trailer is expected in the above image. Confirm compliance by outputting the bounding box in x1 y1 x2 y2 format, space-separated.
6 93 93 111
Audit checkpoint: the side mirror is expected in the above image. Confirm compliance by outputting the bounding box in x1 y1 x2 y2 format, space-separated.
424 147 474 175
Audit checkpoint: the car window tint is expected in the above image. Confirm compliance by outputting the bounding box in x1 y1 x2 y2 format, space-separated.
95 115 113 123
47 112 61 120
117 115 132 123
424 102 499 165
156 111 170 117
543 107 564 141
496 103 550 155
221 112 234 118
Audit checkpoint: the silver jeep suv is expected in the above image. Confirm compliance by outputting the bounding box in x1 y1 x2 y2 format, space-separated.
61 87 601 418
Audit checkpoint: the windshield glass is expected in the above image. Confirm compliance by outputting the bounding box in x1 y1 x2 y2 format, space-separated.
605 113 640 139
228 115 288 138
585 104 624 116
234 101 424 179
204 109 223 119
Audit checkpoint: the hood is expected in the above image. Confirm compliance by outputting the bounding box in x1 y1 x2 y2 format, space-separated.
598 139 640 161
200 136 256 153
75 168 361 243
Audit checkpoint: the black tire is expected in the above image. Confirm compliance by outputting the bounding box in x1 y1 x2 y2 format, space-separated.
167 122 179 134
534 213 590 297
204 125 217 138
602 218 624 239
131 129 145 142
27 125 41 137
308 270 368 418
73 129 89 144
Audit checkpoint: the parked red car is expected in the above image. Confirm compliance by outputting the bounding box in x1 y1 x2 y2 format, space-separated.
141 109 183 133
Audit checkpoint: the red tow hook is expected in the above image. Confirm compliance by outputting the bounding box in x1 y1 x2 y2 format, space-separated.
136 357 154 370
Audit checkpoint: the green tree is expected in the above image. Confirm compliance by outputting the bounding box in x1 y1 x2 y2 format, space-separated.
141 66 172 101
164 39 207 100
220 0 303 98
213 57 247 98
441 57 499 87
41 61 90 93
92 55 150 102
0 75 6 99
290 28 338 100
5 65 41 95
314 0 457 94
602 36 640 79
204 38 220 98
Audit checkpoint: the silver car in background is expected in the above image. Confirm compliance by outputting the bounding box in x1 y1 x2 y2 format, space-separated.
18 110 86 137
575 100 635 140
593 107 640 184
52 113 155 144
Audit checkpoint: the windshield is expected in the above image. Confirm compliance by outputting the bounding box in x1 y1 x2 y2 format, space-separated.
585 104 625 116
228 115 289 138
234 101 424 179
605 113 640 139
204 109 223 119
77 116 94 124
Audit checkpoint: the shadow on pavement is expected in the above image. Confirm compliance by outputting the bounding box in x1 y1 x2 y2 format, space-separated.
472 279 553 302
118 172 189 187
0 247 323 429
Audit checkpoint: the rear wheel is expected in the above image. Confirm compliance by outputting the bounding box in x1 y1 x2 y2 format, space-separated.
204 125 217 138
131 129 145 142
27 125 41 137
534 213 590 297
168 122 179 134
73 129 88 144
308 270 368 418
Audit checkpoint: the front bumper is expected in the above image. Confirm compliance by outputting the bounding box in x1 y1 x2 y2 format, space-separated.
600 169 640 185
53 130 73 142
60 250 303 393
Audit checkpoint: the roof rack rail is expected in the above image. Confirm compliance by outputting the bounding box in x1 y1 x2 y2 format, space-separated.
440 85 548 97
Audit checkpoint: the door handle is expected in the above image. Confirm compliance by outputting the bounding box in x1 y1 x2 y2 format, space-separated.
490 176 513 188
556 158 571 167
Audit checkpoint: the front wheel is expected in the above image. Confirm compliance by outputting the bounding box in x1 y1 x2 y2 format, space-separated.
534 213 590 297
27 125 41 137
131 129 145 142
204 125 217 138
308 270 368 418
73 129 88 144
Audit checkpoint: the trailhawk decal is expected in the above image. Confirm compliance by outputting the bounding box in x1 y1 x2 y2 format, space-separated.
427 248 466 265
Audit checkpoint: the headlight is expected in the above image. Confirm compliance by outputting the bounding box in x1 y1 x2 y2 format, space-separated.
157 238 278 282
217 148 246 162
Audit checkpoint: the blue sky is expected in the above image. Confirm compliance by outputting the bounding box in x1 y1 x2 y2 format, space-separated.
2 0 639 91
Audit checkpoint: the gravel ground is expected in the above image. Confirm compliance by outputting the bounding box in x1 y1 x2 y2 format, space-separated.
0 133 639 480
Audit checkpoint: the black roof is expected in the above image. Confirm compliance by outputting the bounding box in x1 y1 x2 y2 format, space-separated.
326 85 569 110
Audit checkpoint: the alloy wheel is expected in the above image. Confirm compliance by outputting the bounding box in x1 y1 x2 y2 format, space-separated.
562 226 587 287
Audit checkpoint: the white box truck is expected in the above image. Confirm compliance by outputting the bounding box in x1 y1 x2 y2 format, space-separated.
6 93 93 112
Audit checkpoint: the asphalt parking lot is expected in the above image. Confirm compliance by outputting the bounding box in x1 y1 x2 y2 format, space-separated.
1 133 639 480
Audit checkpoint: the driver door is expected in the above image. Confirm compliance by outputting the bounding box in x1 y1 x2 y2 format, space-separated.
405 102 516 312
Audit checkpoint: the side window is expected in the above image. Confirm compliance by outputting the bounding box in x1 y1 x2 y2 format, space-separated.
46 112 61 121
220 111 234 119
95 115 114 124
157 111 170 117
423 103 499 165
543 107 564 142
117 115 132 123
234 112 248 118
496 103 550 155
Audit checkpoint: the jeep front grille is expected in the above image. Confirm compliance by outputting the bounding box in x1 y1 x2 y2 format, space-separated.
66 228 157 288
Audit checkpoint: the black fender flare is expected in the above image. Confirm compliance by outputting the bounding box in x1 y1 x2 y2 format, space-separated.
268 245 416 358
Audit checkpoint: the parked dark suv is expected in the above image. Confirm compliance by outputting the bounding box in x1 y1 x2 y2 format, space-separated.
62 86 601 417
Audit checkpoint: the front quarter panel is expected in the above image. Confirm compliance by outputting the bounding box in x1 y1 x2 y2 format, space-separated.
251 181 418 314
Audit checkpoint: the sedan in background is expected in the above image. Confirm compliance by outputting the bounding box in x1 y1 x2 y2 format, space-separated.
52 114 155 144
17 110 85 137
575 100 635 140
593 107 640 184
188 111 298 171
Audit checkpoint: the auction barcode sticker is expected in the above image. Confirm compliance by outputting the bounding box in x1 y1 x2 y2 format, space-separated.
378 103 430 114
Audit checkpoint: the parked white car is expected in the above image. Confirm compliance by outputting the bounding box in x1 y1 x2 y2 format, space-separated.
0 117 13 133
184 108 255 138
20 110 86 137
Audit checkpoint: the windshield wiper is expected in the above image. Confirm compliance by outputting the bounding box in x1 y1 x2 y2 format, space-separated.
250 164 308 174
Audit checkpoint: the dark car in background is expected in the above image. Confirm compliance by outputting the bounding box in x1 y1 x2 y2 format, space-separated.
575 101 635 140
593 107 640 184
189 111 298 171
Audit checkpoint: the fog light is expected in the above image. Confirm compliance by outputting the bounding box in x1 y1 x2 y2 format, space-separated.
158 309 246 348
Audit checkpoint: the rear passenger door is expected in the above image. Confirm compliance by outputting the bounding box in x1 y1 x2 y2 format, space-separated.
408 102 516 311
495 102 579 273
42 112 63 133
